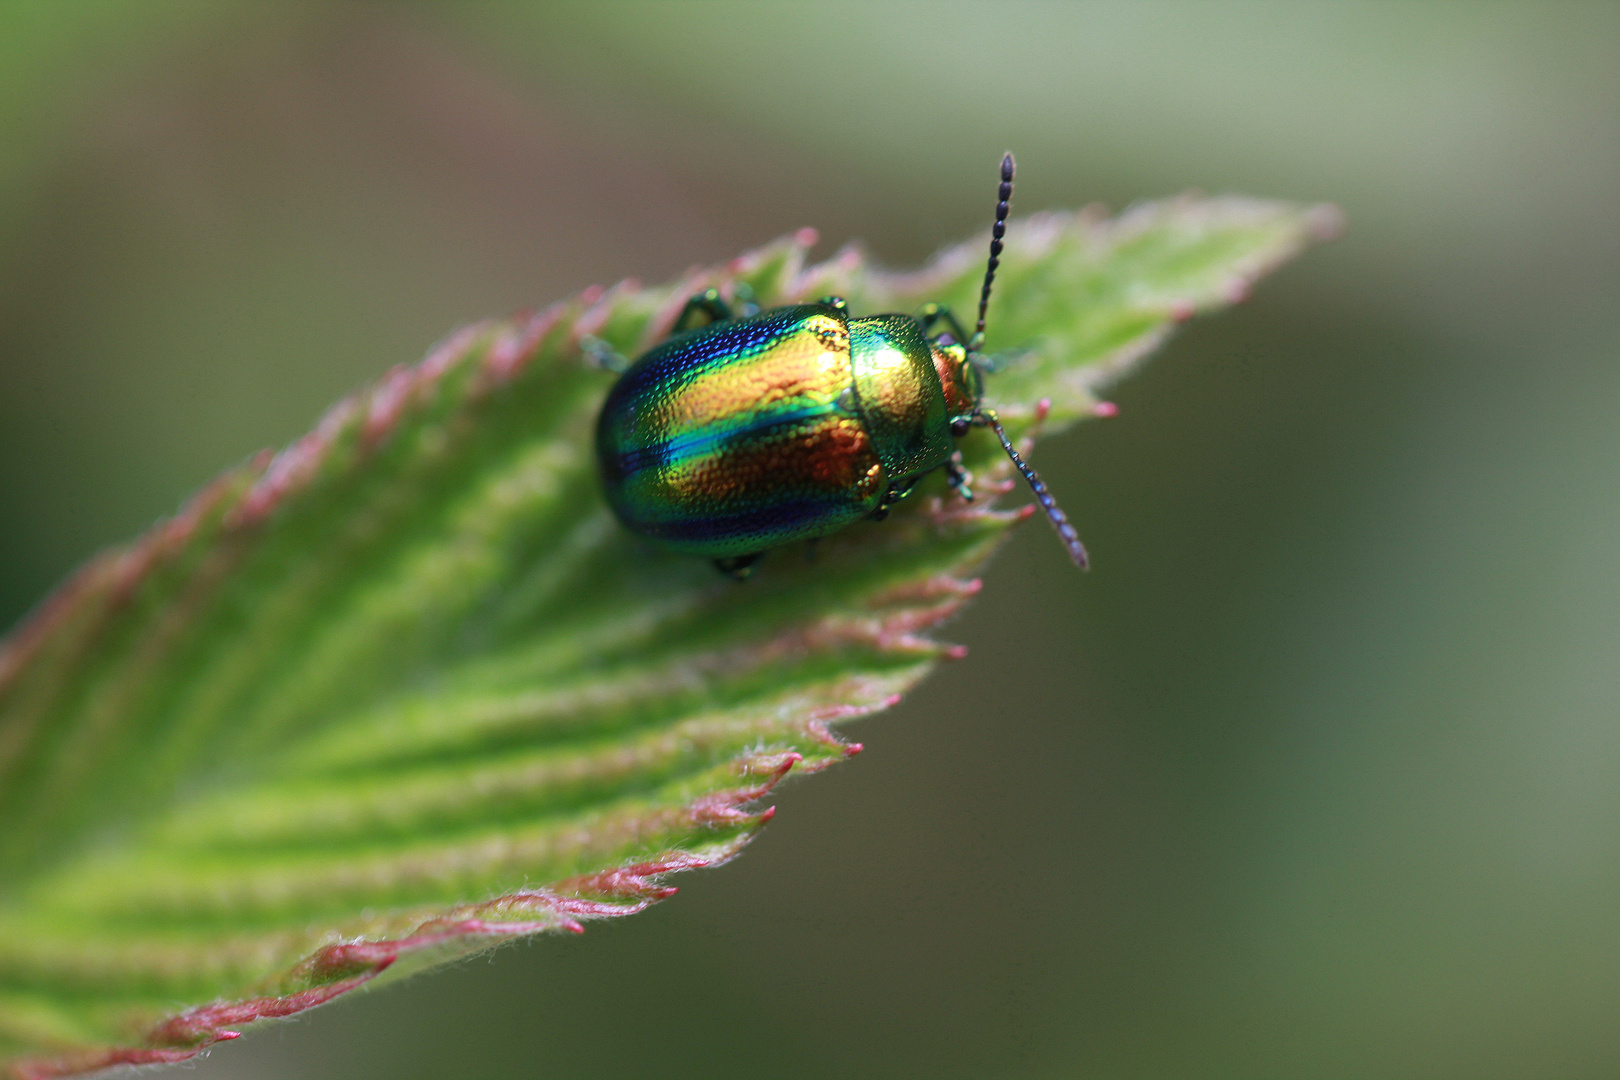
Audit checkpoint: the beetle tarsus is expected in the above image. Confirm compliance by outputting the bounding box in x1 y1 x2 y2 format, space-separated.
580 335 630 374
733 281 762 318
713 553 762 581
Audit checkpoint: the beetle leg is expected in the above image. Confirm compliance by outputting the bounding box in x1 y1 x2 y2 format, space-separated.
733 281 762 318
869 476 920 521
713 553 762 580
672 288 735 334
945 452 975 501
579 335 630 374
918 303 972 346
969 346 1032 374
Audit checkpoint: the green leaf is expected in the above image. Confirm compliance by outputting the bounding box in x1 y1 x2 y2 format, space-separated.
0 196 1337 1078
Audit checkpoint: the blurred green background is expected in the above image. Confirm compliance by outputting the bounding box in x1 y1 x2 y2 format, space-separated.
3 3 1618 1077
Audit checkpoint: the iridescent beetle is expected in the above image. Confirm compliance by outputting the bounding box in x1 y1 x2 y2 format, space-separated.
592 154 1086 579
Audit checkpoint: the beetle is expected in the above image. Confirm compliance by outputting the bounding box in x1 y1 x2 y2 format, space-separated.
591 153 1086 579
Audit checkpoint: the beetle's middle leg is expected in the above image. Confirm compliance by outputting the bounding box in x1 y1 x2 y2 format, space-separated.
868 477 921 520
945 453 975 501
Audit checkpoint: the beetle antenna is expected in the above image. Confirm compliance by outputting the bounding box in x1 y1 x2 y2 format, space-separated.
977 408 1088 569
971 152 1015 353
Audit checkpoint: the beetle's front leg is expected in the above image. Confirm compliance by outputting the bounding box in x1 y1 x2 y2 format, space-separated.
917 302 972 345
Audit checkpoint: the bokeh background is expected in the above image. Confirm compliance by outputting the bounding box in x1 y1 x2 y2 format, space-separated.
3 3 1619 1078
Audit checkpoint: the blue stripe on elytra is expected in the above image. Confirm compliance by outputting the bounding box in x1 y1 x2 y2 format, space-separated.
618 311 812 399
614 403 834 476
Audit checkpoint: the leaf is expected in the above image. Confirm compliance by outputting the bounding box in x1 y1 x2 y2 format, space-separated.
0 196 1339 1078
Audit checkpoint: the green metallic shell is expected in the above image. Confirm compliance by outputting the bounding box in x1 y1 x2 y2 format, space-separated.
596 302 956 558
597 303 880 556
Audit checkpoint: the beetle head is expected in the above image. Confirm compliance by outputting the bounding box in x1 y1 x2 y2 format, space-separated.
930 336 983 433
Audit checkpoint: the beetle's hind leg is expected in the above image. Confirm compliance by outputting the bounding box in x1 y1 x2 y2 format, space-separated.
713 553 762 581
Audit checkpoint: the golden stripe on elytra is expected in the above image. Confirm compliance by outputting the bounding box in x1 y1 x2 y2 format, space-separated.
658 317 851 430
